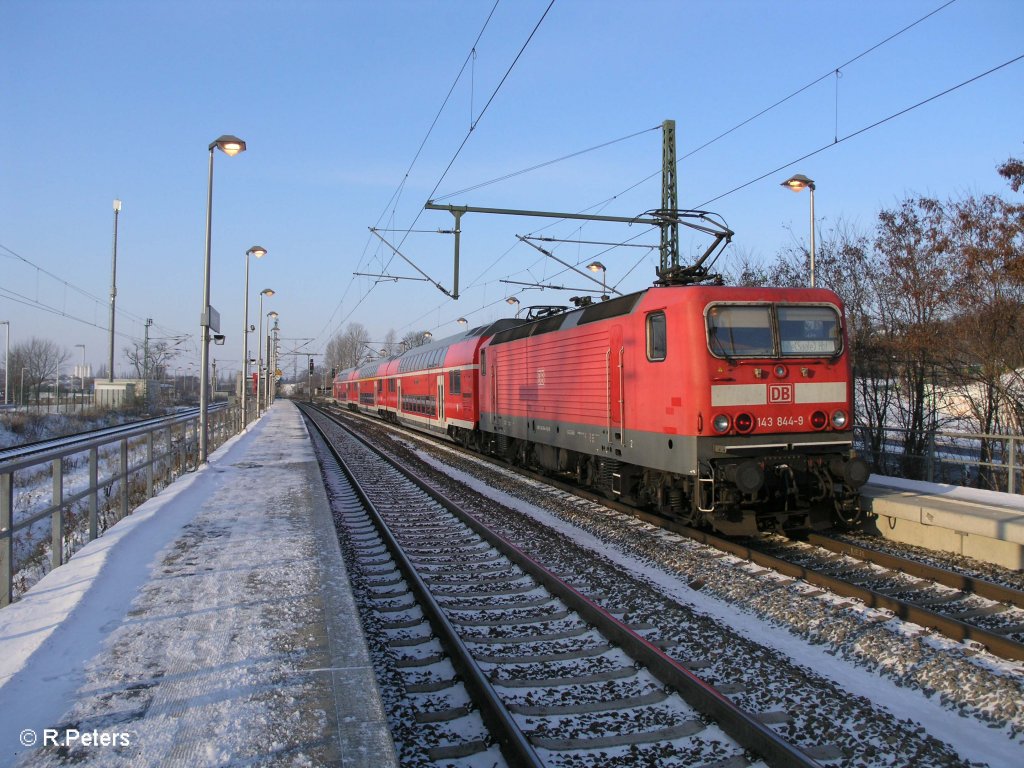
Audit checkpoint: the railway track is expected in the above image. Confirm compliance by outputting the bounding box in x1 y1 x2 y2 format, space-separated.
316 402 1023 766
301 404 821 767
321 401 1024 663
748 533 1024 660
0 404 223 463
305 404 997 767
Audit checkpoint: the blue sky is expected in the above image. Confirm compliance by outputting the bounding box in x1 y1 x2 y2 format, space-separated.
2 0 1022 380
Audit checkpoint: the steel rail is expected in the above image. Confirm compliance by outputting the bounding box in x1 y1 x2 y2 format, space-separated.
301 405 544 768
807 533 1024 609
0 404 226 467
1 402 238 607
325 405 1024 662
309 403 823 768
676 526 1024 662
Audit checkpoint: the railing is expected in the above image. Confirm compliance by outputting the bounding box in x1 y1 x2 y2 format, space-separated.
854 424 1022 495
0 404 240 606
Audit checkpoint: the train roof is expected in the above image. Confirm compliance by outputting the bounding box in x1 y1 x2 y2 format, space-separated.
486 284 844 347
337 318 527 380
489 290 648 346
392 317 526 373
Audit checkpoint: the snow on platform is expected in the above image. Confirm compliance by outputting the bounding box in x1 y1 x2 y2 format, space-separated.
0 400 398 767
863 474 1024 569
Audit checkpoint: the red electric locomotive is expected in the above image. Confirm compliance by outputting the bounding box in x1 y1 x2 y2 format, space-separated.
332 286 868 534
476 285 868 535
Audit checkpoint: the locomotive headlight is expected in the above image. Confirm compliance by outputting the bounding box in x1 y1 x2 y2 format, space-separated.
831 409 849 429
774 364 788 378
713 414 731 433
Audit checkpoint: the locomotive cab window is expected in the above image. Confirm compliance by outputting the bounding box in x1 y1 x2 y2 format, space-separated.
707 305 774 357
646 311 667 361
707 303 842 359
778 306 841 356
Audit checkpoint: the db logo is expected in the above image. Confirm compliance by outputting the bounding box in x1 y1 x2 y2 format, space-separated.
768 384 793 404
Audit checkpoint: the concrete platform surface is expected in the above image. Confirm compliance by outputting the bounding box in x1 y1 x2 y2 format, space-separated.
0 400 398 767
863 475 1024 569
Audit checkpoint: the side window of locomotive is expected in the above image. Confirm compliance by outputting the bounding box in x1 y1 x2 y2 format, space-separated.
707 305 774 357
480 350 487 376
646 312 667 361
778 306 841 356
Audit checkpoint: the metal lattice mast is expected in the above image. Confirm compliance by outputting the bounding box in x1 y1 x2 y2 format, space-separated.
658 119 679 282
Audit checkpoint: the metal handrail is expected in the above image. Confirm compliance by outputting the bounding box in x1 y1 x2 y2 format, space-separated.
0 404 241 606
855 424 1022 494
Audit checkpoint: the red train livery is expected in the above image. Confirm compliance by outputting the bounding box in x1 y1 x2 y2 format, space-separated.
333 285 869 535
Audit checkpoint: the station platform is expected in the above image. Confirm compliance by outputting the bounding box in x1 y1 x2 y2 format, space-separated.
863 476 1024 570
0 400 398 767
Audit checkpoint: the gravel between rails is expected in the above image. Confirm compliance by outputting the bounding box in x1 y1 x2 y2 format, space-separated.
341 412 1024 768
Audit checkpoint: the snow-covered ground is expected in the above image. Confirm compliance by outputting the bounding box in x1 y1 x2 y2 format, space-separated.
0 403 392 767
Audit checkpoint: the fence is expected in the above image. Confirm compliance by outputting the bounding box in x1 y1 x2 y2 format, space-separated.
0 404 239 606
854 424 1022 495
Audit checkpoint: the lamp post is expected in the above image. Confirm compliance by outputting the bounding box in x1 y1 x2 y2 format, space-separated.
587 261 607 298
241 245 267 426
1 320 9 406
75 343 85 410
256 288 274 416
781 174 816 288
266 310 278 409
199 135 246 464
109 199 121 383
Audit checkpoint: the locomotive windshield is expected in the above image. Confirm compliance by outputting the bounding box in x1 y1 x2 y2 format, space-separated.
707 304 841 358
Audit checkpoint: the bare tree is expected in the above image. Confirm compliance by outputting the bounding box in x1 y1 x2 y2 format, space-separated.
871 197 957 478
402 330 430 350
325 322 370 374
939 167 1024 487
124 340 177 381
382 329 400 358
8 337 69 403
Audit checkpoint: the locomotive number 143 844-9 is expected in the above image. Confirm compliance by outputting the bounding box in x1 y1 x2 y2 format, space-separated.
757 414 805 428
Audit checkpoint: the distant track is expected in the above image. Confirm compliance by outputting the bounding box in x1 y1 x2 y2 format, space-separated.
0 404 224 464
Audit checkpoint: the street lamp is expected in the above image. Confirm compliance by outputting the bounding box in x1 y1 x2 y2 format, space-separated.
199 134 246 464
266 310 278 408
781 173 816 288
242 245 267 426
587 261 607 298
109 199 121 383
75 343 85 409
257 288 274 416
1 320 9 405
